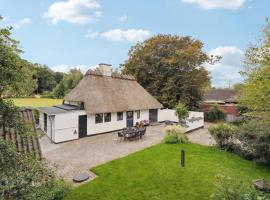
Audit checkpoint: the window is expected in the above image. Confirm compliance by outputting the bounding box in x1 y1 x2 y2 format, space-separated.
104 113 111 122
117 112 123 121
95 113 103 124
136 110 140 119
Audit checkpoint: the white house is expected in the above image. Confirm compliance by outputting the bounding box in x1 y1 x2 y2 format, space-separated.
38 64 163 143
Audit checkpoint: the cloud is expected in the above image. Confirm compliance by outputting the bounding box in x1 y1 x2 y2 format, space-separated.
117 14 127 22
205 46 244 88
44 0 101 24
12 18 31 29
85 30 99 38
100 29 151 42
51 64 93 73
182 0 245 10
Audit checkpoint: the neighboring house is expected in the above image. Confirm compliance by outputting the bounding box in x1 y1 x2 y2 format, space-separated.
38 64 163 143
201 89 239 121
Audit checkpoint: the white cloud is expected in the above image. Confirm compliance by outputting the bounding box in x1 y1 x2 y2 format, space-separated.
205 46 244 88
85 30 99 38
100 29 151 42
44 0 101 24
51 64 92 73
117 14 127 22
182 0 245 10
12 18 31 29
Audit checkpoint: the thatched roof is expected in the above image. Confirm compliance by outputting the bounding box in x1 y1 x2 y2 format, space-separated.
204 89 238 103
64 70 163 114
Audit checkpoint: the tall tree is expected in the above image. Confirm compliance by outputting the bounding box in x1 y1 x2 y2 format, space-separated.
240 20 270 120
122 34 215 109
52 68 83 98
0 16 35 97
33 64 57 94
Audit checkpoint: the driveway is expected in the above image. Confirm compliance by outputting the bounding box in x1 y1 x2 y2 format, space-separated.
39 123 215 183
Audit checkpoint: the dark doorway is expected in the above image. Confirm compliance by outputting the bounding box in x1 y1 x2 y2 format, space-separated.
44 113 47 132
126 111 134 128
78 115 87 138
149 109 158 123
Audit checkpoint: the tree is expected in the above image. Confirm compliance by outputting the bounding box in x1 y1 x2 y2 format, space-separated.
240 20 270 120
0 16 36 97
175 102 189 122
122 34 217 109
52 69 83 98
33 64 57 94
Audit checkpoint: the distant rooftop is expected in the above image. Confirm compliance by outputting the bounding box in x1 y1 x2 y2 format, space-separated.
204 89 238 103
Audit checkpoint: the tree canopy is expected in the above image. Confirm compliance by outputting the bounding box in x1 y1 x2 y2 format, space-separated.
0 17 36 97
122 34 215 109
240 20 270 120
52 69 83 98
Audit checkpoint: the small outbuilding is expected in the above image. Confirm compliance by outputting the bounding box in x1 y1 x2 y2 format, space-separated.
201 89 239 121
38 64 163 143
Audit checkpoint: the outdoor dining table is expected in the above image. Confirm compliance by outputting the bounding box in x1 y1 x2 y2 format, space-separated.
119 127 146 140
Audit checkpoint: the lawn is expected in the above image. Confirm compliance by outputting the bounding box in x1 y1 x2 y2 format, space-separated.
10 98 62 107
65 143 270 200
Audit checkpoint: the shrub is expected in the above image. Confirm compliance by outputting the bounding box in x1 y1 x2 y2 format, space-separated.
208 123 237 149
175 102 189 121
164 125 189 144
205 105 226 122
238 120 270 164
211 174 270 200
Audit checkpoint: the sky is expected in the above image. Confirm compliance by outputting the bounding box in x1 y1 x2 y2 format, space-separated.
1 0 270 88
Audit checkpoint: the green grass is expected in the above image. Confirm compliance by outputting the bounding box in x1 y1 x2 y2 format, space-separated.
65 144 270 200
10 98 62 107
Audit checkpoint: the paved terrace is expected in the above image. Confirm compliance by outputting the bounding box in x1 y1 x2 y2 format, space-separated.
39 123 215 183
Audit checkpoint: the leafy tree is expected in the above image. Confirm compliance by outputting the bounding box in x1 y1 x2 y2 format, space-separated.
0 16 36 97
52 69 83 98
122 34 218 109
54 72 64 84
175 102 189 122
240 20 270 120
33 64 57 94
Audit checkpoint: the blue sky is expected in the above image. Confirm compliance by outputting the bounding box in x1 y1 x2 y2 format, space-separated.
1 0 270 87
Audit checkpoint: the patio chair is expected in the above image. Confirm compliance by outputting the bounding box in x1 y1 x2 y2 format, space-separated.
117 131 125 142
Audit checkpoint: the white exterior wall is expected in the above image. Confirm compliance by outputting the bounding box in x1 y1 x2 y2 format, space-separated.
87 110 150 135
158 109 204 132
54 110 86 143
185 111 204 132
158 108 178 122
87 112 126 135
39 113 54 139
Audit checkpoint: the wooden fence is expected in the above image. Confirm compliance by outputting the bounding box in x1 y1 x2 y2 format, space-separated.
0 108 42 159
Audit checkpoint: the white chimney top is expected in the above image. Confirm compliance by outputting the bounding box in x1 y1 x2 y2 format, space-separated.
98 63 112 76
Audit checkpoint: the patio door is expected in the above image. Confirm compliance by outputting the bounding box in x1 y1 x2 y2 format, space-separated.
78 115 87 138
126 111 134 128
149 109 158 123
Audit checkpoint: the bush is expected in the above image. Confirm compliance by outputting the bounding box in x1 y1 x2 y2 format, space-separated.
164 125 189 144
205 105 226 122
209 123 237 149
211 174 270 200
238 120 270 164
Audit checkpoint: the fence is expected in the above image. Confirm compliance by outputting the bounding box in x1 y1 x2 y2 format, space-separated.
158 108 204 132
0 108 42 159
